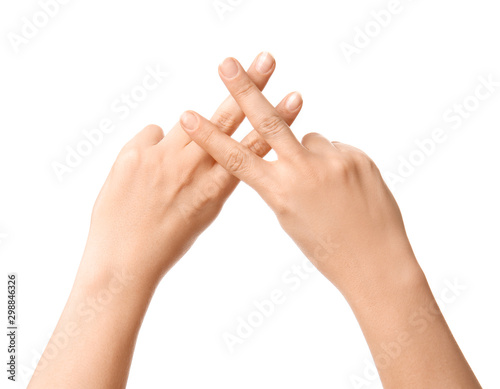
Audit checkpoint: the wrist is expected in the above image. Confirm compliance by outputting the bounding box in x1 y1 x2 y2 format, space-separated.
83 220 195 286
343 253 434 339
75 244 161 301
339 250 427 311
63 257 157 337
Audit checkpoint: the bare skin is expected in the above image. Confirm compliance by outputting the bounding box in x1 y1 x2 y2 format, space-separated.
28 53 482 389
27 52 303 389
180 57 482 389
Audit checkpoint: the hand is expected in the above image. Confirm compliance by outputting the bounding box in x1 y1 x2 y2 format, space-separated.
180 57 482 389
179 57 420 301
83 52 303 285
28 53 304 389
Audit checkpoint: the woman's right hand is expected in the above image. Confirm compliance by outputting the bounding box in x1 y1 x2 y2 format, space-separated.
180 57 482 389
180 57 421 301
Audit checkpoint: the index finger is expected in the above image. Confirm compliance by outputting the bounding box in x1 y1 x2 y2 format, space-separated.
218 57 304 158
159 52 277 149
180 110 270 191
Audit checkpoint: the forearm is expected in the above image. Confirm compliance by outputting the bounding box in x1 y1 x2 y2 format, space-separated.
28 252 159 389
344 254 481 389
178 54 482 388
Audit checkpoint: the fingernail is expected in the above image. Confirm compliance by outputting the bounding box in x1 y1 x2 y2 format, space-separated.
255 52 274 74
285 92 302 111
219 58 239 79
180 111 198 131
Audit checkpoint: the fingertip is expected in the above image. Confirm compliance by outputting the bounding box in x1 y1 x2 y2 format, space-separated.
285 92 303 111
219 57 240 79
255 51 276 74
180 111 199 132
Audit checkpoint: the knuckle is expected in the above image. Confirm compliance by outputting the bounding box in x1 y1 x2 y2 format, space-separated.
116 147 143 171
301 132 320 144
144 123 163 133
361 154 375 168
246 136 269 156
215 111 238 133
349 152 365 165
195 183 222 211
301 132 321 149
143 124 164 139
197 126 215 145
225 149 247 174
272 196 289 217
259 115 285 138
234 81 255 100
270 188 291 217
203 183 224 205
350 150 374 170
363 156 379 174
331 157 352 178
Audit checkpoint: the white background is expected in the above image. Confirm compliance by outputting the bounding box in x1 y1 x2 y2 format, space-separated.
1 0 499 388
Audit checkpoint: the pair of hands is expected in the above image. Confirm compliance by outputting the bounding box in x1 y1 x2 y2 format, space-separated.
30 53 481 389
87 52 418 302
